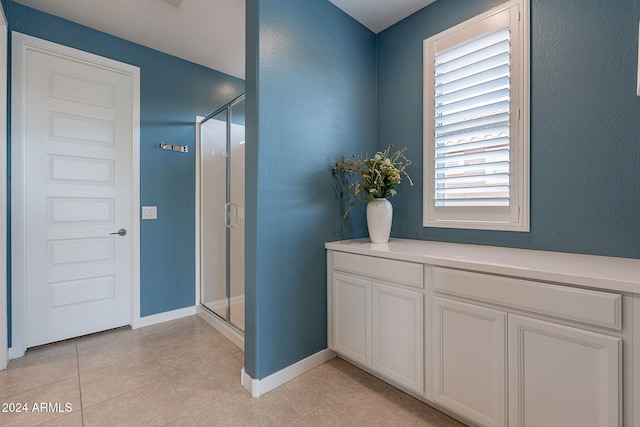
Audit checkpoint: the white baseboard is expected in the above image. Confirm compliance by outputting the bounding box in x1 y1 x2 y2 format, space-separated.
196 306 244 350
242 348 336 398
8 345 25 360
136 306 196 328
0 348 8 370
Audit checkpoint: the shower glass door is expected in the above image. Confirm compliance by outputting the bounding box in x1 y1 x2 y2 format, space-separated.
200 94 245 332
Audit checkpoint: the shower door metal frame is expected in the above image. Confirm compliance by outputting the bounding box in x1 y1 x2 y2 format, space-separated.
199 93 245 331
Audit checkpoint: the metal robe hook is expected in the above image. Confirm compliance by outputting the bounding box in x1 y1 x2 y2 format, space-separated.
159 141 188 153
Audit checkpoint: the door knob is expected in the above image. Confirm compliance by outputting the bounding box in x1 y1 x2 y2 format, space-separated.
110 228 127 236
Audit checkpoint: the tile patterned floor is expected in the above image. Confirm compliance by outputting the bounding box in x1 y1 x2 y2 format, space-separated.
0 316 464 426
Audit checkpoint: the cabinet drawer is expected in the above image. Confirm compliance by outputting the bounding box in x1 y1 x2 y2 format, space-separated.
432 267 622 330
332 251 423 289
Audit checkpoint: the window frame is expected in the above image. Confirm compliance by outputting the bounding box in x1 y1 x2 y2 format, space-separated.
423 0 530 232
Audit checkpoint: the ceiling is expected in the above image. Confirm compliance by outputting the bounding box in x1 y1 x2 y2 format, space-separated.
328 0 435 33
11 0 436 80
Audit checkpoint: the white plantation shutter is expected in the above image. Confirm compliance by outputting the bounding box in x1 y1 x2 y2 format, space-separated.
423 0 529 231
434 27 511 207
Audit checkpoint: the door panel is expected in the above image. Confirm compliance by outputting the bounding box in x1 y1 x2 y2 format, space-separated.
20 37 133 347
508 314 621 427
200 111 228 321
332 272 371 366
372 282 423 394
199 95 245 332
432 297 507 427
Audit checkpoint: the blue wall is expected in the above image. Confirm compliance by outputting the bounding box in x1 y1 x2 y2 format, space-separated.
245 0 375 378
378 0 640 259
8 3 245 317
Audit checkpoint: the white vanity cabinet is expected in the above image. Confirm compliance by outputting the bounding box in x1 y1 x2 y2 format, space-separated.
328 251 424 394
326 239 640 427
431 266 623 427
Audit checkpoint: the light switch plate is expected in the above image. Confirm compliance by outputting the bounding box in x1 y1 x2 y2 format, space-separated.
142 206 157 220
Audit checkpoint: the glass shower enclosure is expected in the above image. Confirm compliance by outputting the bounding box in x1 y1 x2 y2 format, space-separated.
199 94 245 332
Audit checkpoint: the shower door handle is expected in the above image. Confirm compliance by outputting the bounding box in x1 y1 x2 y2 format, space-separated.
229 203 238 228
225 202 238 228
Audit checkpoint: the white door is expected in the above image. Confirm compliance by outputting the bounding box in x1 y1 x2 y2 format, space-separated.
432 297 507 427
332 272 371 366
14 33 137 348
508 314 621 427
371 282 423 394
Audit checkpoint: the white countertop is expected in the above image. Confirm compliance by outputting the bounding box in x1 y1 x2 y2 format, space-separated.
326 238 640 294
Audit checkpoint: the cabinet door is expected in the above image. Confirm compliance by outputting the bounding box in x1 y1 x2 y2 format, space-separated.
432 297 507 427
508 314 621 427
332 272 371 366
372 282 424 394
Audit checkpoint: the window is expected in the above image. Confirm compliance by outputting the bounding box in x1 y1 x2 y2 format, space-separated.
423 0 529 231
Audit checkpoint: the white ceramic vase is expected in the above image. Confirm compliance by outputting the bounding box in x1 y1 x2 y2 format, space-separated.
366 198 393 244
